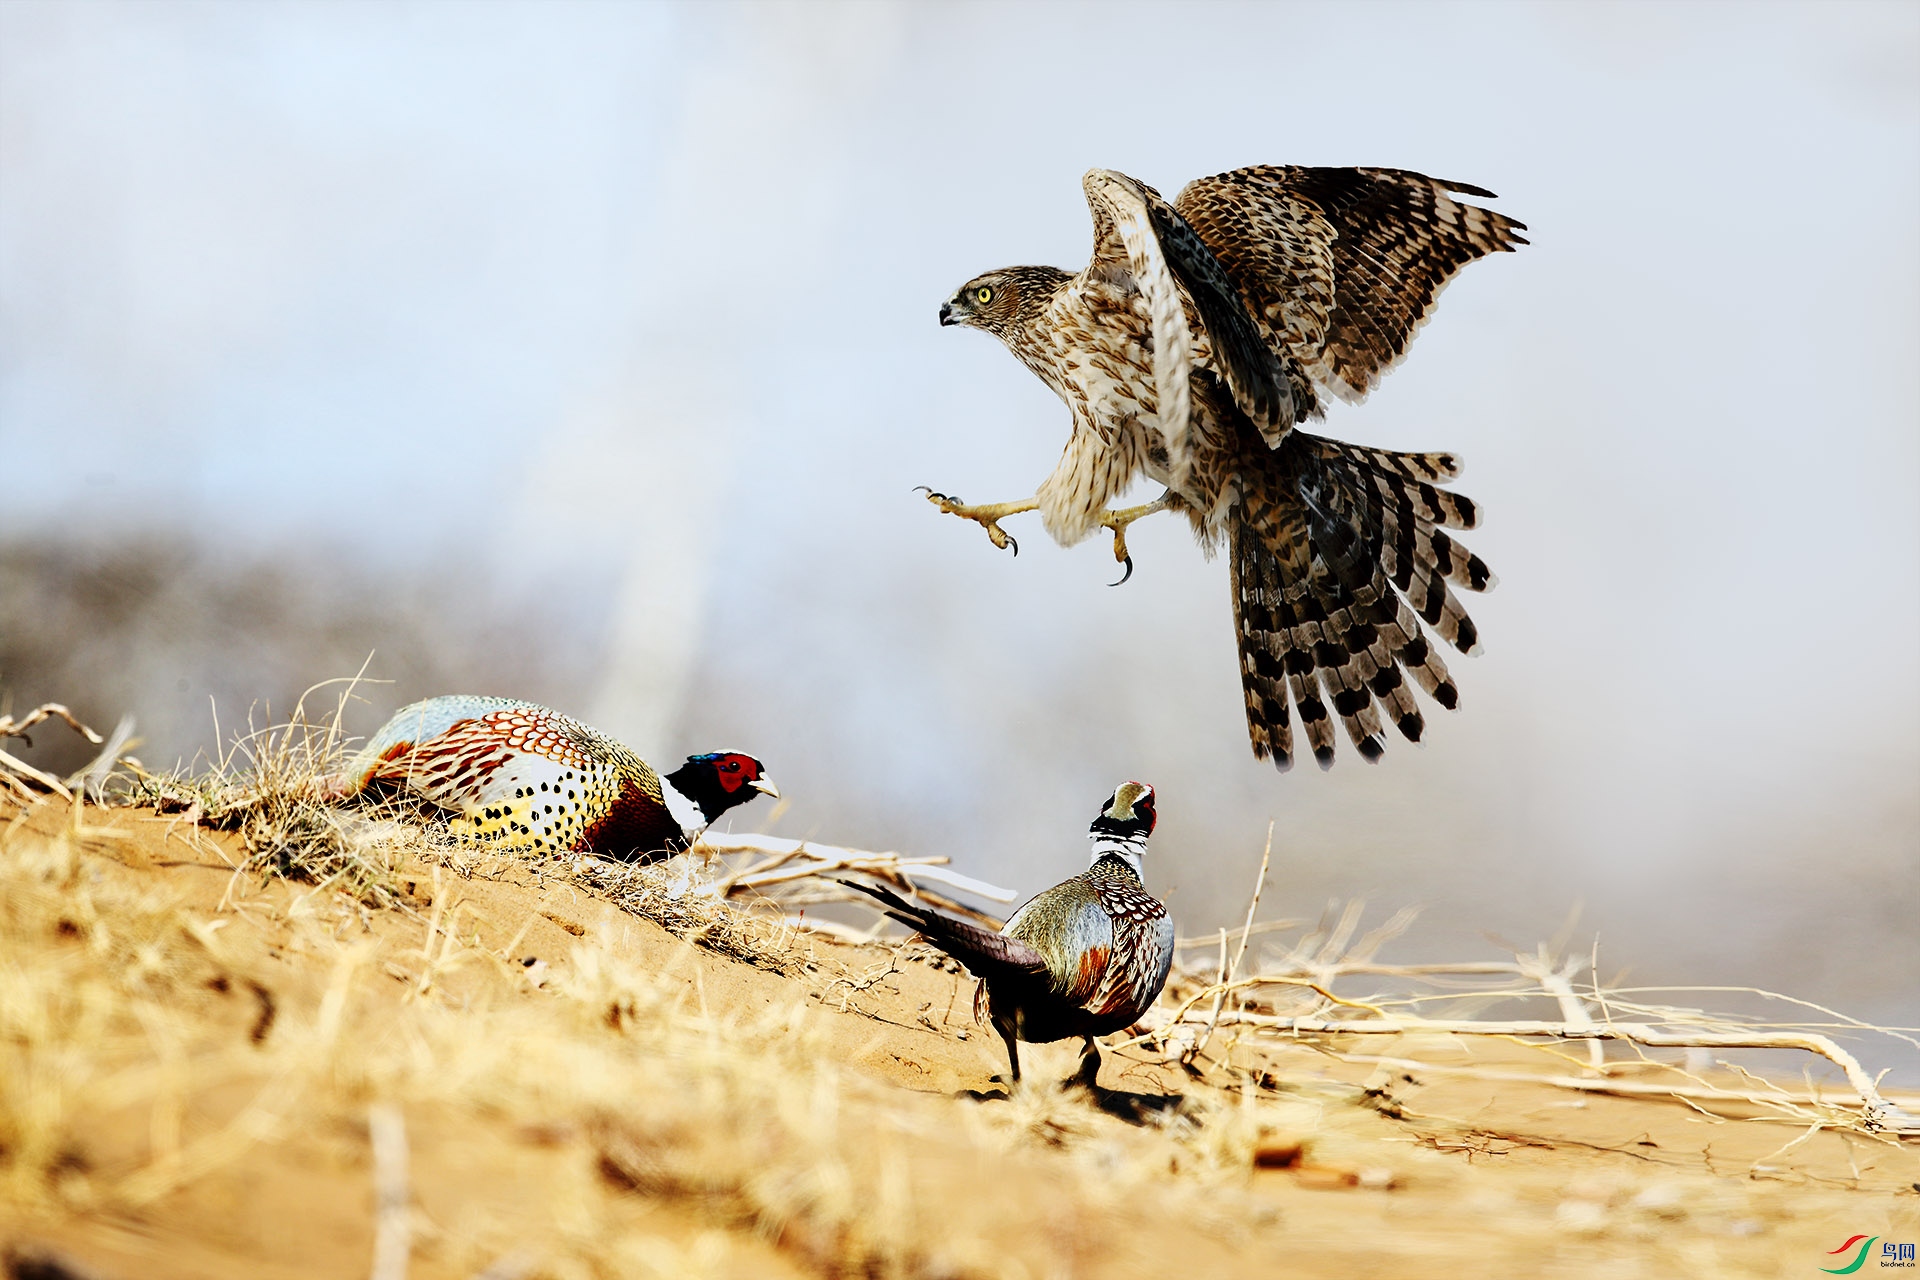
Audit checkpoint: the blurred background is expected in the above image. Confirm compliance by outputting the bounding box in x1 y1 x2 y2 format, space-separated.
3 3 1915 1046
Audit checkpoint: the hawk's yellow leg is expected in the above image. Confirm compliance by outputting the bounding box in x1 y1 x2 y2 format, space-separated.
918 488 1172 586
915 489 1038 555
1098 493 1172 586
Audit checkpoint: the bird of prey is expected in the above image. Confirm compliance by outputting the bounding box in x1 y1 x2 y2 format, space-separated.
321 695 776 860
843 781 1173 1089
927 165 1525 768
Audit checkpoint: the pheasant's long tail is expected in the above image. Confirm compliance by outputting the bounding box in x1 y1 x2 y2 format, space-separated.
835 879 1047 981
1228 432 1495 770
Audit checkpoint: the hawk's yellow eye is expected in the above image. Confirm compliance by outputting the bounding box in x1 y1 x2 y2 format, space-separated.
976 286 994 304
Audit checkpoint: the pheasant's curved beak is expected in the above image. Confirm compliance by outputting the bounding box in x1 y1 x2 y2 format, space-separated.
749 776 781 799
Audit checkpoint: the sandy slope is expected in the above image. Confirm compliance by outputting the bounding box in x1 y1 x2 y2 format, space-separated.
1 798 1915 1279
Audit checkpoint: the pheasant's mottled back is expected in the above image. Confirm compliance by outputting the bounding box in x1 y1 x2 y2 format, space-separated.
328 695 775 862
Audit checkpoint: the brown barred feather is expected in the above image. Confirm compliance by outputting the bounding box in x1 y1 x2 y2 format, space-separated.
1292 496 1392 762
1336 445 1465 483
1175 166 1526 409
1132 183 1291 434
1330 458 1497 601
1171 176 1335 426
1313 439 1480 531
1224 431 1491 767
942 163 1519 766
1227 516 1294 766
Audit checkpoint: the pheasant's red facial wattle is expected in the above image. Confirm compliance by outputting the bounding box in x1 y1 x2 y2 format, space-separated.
712 753 760 794
665 751 774 827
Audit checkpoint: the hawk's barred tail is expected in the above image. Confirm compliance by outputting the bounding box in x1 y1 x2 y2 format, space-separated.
1228 433 1495 770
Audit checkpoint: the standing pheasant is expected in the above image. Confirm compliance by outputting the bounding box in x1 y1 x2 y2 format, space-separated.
844 782 1173 1088
323 695 777 862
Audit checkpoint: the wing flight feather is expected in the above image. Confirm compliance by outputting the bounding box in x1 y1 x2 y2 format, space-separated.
1083 169 1196 480
1084 169 1292 483
1174 166 1526 407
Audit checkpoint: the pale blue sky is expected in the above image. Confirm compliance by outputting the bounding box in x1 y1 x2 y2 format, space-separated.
3 1 1916 1037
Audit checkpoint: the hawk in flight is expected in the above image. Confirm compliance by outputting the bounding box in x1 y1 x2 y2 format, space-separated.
927 165 1525 769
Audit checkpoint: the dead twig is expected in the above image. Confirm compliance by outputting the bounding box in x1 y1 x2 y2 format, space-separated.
1186 822 1273 1067
368 1102 411 1280
1208 1012 1920 1135
696 833 1016 904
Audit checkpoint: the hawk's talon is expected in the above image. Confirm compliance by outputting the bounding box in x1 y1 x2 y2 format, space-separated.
920 488 1039 559
1097 492 1169 588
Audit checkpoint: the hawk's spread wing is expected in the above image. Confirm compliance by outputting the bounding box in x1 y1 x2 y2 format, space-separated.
1175 166 1528 406
1082 170 1290 485
1083 169 1195 465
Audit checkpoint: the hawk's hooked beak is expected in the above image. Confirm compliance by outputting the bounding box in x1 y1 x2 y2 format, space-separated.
938 299 958 326
749 776 780 799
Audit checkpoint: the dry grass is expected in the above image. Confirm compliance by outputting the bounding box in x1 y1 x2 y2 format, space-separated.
0 797 1316 1280
9 692 1920 1136
4 694 1917 1278
73 687 993 976
1141 897 1920 1139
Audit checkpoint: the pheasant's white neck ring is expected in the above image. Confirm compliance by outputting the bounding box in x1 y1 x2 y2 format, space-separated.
1088 835 1147 880
660 779 710 847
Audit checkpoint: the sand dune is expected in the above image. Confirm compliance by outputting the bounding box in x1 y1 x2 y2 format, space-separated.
2 792 1915 1279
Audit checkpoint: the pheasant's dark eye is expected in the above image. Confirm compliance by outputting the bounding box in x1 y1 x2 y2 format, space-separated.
976 286 993 304
723 760 739 772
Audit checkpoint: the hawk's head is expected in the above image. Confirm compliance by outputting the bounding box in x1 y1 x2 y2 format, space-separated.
939 266 1069 338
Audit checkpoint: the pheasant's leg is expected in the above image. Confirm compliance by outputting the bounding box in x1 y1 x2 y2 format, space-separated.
1098 492 1174 586
1068 1035 1102 1091
917 488 1039 556
995 1017 1023 1088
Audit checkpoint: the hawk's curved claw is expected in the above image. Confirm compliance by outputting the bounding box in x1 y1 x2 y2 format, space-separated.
1104 517 1138 587
1097 492 1172 589
919 487 1035 558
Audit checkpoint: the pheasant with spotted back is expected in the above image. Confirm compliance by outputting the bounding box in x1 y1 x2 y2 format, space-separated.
322 695 777 862
843 782 1173 1089
928 165 1523 768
